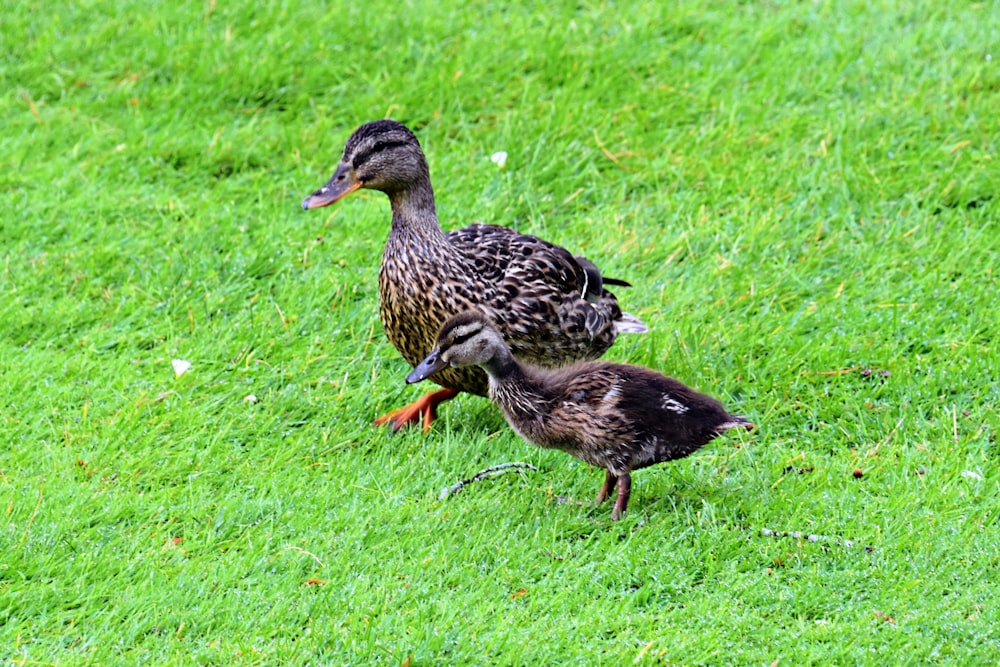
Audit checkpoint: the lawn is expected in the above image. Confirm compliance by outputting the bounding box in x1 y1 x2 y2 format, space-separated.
2 0 999 664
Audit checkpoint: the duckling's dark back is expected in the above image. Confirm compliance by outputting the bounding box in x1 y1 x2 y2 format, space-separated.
520 362 750 473
609 365 747 466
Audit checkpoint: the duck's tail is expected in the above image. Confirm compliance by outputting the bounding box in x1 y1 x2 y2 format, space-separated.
614 312 649 335
719 416 755 431
602 277 632 287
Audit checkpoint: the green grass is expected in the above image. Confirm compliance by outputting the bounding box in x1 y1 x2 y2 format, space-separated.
2 0 999 664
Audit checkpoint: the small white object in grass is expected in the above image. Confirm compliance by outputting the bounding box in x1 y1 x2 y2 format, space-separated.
490 151 508 168
171 359 192 377
244 394 258 404
961 470 983 481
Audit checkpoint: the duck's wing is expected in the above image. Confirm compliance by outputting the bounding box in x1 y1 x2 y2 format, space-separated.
445 224 645 366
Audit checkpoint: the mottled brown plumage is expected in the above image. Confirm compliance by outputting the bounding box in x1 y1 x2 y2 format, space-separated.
407 311 753 519
302 120 646 430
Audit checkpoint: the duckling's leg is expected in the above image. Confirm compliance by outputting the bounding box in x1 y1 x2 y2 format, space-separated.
372 388 459 433
610 473 632 521
595 470 617 505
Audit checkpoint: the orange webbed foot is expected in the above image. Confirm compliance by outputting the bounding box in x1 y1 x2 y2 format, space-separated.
373 388 460 433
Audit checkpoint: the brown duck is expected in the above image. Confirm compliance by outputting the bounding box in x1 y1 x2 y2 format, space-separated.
302 120 646 431
407 311 753 519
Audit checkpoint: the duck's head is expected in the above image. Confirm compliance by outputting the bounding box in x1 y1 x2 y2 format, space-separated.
406 311 507 384
302 119 430 210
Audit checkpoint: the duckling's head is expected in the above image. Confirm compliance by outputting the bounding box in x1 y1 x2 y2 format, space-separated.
406 312 508 384
302 119 430 210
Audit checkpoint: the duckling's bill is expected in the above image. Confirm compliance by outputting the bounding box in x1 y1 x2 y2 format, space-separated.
301 165 362 210
406 349 449 384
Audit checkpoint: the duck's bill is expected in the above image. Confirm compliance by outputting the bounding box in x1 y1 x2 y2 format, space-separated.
301 165 361 210
406 350 449 384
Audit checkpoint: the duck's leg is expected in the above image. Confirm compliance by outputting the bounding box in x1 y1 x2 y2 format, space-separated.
610 473 632 521
595 470 617 505
373 388 460 433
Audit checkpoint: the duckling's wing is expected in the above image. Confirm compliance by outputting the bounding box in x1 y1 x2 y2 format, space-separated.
614 367 746 462
544 365 620 404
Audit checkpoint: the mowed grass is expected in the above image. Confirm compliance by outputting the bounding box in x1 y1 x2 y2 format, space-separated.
2 0 999 664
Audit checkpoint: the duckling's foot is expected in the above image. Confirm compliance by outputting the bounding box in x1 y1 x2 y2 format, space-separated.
373 388 460 433
595 470 617 505
610 473 632 521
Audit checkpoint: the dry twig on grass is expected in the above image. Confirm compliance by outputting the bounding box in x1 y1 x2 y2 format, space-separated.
441 462 537 499
760 527 874 552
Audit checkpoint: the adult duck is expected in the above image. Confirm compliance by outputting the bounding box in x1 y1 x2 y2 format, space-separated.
302 120 646 431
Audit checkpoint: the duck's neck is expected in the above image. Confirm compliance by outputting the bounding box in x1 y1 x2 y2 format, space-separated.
483 351 548 415
482 346 542 396
482 348 520 382
386 176 442 238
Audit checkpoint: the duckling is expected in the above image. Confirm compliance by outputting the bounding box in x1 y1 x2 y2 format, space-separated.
302 120 646 432
407 311 753 520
